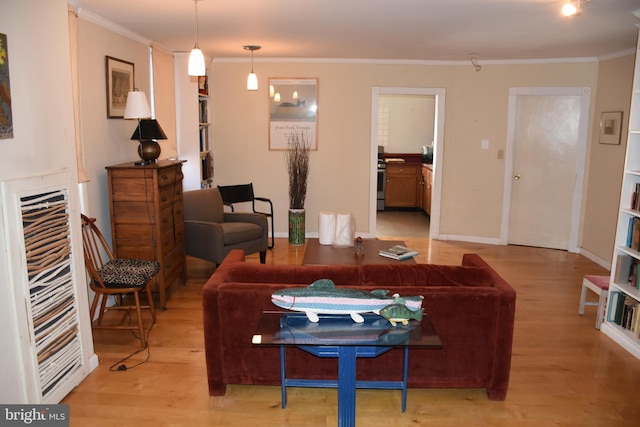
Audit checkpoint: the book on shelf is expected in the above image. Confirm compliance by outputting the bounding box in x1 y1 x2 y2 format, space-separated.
607 291 640 338
626 216 640 251
379 245 418 260
631 182 640 211
614 254 640 290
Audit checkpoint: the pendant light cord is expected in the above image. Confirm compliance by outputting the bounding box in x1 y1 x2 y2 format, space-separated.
193 0 200 49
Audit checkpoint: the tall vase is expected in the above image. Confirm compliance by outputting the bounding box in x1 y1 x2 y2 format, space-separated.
288 208 306 245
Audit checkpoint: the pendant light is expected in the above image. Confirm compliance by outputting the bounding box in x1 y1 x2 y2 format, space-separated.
244 45 261 91
561 0 589 17
188 0 206 76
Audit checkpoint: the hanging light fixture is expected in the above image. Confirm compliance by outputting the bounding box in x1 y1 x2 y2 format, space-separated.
188 0 206 76
561 0 589 17
244 45 261 91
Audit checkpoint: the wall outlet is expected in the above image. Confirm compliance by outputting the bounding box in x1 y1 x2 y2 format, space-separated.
497 149 504 160
481 139 489 150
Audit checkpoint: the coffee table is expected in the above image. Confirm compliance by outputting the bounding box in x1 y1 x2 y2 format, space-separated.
302 238 416 265
252 311 442 427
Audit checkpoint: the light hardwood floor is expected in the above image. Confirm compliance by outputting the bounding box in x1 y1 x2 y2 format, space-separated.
63 237 640 426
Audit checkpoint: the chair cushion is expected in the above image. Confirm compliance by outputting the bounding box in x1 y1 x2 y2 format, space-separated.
98 259 160 288
220 222 263 245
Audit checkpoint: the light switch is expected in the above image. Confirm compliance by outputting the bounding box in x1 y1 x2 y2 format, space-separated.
481 139 489 150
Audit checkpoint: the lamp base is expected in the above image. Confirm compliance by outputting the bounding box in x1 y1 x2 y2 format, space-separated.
135 140 161 166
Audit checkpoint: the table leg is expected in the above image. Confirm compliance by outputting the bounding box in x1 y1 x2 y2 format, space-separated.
402 347 409 412
280 346 287 408
337 346 357 427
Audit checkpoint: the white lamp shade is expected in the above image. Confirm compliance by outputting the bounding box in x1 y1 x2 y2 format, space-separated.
124 91 151 119
247 72 258 91
561 2 578 16
188 48 206 76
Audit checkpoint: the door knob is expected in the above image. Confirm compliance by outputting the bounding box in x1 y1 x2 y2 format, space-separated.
514 174 521 180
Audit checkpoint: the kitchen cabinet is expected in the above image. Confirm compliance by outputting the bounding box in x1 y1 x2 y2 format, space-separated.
385 163 421 208
106 160 186 309
422 165 432 215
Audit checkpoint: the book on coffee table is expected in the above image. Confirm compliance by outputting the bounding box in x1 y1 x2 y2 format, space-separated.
379 245 418 260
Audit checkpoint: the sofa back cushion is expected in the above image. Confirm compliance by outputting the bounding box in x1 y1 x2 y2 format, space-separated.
226 263 362 286
361 264 494 288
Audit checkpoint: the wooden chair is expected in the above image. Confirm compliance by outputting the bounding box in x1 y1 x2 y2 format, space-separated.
80 214 158 348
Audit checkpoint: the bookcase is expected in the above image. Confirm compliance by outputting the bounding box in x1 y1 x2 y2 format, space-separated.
174 52 212 191
601 28 640 360
198 75 213 188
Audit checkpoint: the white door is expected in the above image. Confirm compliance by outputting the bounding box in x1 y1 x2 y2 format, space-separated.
502 88 590 251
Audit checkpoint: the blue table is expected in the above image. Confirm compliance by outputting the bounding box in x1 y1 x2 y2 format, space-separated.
252 312 442 427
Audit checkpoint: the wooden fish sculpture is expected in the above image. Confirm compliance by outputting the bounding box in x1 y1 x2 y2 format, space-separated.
271 279 423 323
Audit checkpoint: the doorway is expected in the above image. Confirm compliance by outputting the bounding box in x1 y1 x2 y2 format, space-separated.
370 87 446 238
501 87 590 252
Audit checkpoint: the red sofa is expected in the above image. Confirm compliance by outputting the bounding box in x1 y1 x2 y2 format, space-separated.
202 250 516 400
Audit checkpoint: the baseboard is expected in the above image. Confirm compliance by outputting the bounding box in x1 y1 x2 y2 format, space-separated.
578 247 611 271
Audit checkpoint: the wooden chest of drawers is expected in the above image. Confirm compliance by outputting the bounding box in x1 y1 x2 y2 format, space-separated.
106 160 186 308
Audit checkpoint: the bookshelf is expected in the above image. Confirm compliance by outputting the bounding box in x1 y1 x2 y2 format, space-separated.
198 75 213 188
601 27 640 360
174 52 213 191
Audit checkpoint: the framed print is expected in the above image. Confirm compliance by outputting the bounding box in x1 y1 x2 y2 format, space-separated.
0 33 13 139
599 111 623 145
105 56 134 119
268 78 318 150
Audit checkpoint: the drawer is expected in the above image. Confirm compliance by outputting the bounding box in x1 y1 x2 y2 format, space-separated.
386 164 419 175
114 243 156 261
173 200 184 224
174 223 185 246
157 166 182 188
158 186 175 210
114 223 155 240
110 177 155 201
160 227 175 254
159 205 174 232
112 201 157 223
163 244 185 280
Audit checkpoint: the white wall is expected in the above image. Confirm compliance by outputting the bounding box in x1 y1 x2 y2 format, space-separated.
209 60 607 242
379 94 435 153
75 15 151 235
0 0 84 402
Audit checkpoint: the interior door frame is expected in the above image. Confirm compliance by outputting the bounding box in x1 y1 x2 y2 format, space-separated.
370 87 446 238
500 87 591 252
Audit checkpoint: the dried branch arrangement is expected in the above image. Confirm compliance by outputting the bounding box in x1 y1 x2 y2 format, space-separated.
285 131 310 209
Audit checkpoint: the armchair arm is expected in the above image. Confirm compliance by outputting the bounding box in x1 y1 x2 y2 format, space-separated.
184 220 226 264
224 212 268 229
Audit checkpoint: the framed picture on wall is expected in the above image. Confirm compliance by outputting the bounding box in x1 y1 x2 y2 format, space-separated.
268 78 318 150
105 56 134 119
599 111 623 145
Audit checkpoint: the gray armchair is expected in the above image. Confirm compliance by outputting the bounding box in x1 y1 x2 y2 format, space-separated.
183 188 267 265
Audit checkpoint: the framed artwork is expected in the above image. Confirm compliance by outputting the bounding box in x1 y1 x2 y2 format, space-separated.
105 56 134 119
268 78 318 150
0 33 13 139
599 111 623 145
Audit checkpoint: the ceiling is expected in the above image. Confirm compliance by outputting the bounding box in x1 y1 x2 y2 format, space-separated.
68 0 640 62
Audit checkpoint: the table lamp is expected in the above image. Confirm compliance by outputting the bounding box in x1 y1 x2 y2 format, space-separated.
124 90 165 165
130 119 167 165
